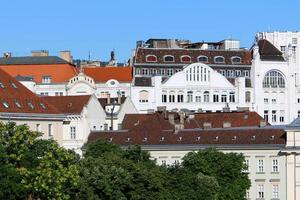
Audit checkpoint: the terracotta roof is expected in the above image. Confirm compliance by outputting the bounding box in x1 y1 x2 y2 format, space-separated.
43 95 91 114
135 48 252 65
82 66 133 82
0 68 59 114
87 111 284 146
257 39 285 61
0 64 78 84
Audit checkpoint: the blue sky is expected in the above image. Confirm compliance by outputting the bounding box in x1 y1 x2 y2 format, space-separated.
0 0 299 62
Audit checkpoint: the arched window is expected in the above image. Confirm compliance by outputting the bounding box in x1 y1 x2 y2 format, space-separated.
198 56 208 63
139 90 149 103
146 55 157 62
231 56 241 64
169 91 175 102
187 91 193 102
203 91 210 102
162 90 167 103
177 91 184 103
229 92 235 102
214 56 225 63
263 70 285 88
181 55 191 63
163 55 174 62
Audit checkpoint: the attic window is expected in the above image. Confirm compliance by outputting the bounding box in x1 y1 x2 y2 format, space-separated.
2 101 9 108
27 102 35 110
0 82 5 88
146 55 157 62
231 56 242 64
11 82 18 89
181 55 191 63
163 55 174 62
214 56 225 63
15 101 22 108
198 56 208 63
39 102 47 110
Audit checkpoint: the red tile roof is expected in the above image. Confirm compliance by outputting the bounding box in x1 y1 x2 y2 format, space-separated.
82 66 133 83
0 64 78 84
0 69 59 114
88 111 285 146
43 95 91 114
135 48 252 65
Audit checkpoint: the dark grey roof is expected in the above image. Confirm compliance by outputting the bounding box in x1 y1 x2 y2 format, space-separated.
134 77 152 86
258 40 285 61
286 117 300 129
0 56 70 65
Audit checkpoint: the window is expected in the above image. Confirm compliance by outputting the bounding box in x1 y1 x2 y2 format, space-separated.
221 94 227 102
187 91 193 103
2 101 9 108
169 91 175 102
244 159 250 172
0 82 5 88
161 160 167 166
15 100 22 108
258 184 264 198
263 70 285 88
229 92 235 102
181 55 191 63
213 94 219 102
139 90 149 103
272 159 279 172
36 124 41 132
195 95 201 102
272 110 277 122
27 102 35 110
70 126 76 139
177 92 184 103
11 82 17 89
235 70 241 77
48 124 53 137
231 56 241 64
264 98 268 103
146 55 157 62
272 98 276 104
264 110 269 122
257 159 264 172
198 56 208 63
292 37 298 45
214 56 225 63
227 70 234 77
40 102 46 110
279 110 285 123
163 55 174 62
203 91 210 102
245 91 251 103
42 76 52 84
121 91 125 97
298 98 300 103
162 94 167 103
272 184 279 199
280 46 286 53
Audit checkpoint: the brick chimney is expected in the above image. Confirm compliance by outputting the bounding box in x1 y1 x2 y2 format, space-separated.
60 50 73 63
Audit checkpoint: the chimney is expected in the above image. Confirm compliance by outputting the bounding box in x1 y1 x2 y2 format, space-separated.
259 120 267 127
31 50 49 57
60 50 73 63
168 114 175 125
117 91 121 104
3 52 12 58
107 93 111 104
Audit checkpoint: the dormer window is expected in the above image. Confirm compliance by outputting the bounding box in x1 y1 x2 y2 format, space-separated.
27 102 35 110
231 56 241 64
15 100 22 108
198 56 208 63
0 82 5 88
181 55 191 63
163 55 174 62
146 55 157 62
42 76 52 84
2 101 9 108
214 56 225 63
39 102 47 110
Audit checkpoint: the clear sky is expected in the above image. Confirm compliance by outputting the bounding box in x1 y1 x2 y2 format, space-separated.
0 0 299 62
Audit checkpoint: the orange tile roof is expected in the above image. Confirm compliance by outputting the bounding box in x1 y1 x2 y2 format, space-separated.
0 68 60 114
82 66 133 83
0 64 78 84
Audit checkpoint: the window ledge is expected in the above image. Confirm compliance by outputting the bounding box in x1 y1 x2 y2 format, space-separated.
271 172 279 174
256 172 265 174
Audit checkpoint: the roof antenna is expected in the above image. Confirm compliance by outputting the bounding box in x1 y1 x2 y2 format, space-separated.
88 51 91 61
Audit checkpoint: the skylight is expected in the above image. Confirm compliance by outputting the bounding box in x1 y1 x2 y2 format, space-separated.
15 101 22 108
0 82 5 88
11 82 18 89
39 102 46 110
2 101 9 108
27 102 35 110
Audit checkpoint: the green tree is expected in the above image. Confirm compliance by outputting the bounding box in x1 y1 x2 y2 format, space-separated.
181 148 251 200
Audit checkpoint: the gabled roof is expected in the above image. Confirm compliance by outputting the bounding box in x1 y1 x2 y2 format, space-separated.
0 56 70 65
82 66 133 83
0 63 78 83
257 39 285 61
135 48 252 65
0 68 59 114
43 95 91 114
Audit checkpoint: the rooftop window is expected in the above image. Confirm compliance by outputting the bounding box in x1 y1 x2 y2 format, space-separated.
163 55 174 62
39 102 47 110
146 55 157 62
42 76 52 84
214 56 225 63
11 82 18 89
198 56 208 63
2 101 9 108
231 56 242 64
0 82 5 88
15 100 22 108
27 102 35 110
181 55 191 63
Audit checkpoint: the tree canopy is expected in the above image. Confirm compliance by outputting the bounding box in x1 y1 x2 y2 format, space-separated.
0 122 250 200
